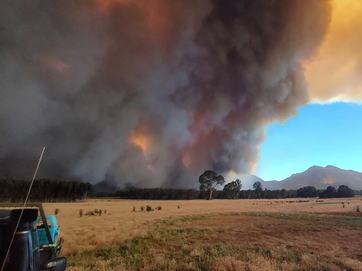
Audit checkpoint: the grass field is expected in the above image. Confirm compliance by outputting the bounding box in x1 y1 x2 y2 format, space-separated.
43 198 362 270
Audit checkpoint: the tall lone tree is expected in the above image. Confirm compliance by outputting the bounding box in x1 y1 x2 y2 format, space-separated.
199 170 225 200
253 181 263 199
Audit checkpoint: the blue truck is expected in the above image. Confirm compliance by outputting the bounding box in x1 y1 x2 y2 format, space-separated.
0 203 66 271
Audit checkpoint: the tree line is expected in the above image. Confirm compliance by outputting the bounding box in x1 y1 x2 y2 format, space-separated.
0 178 93 203
0 170 360 202
197 170 358 200
113 184 358 200
116 187 202 200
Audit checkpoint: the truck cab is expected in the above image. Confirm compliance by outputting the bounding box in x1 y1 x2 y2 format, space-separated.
0 204 66 271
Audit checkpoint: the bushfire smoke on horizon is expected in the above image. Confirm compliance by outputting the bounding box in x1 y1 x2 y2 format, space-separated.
0 0 332 187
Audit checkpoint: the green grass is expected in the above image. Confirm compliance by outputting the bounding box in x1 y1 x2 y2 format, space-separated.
67 212 362 270
68 228 219 270
68 232 334 271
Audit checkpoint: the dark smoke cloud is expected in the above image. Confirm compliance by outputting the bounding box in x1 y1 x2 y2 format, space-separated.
0 0 331 187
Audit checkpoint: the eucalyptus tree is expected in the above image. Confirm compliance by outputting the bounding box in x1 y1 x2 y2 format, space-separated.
199 170 225 200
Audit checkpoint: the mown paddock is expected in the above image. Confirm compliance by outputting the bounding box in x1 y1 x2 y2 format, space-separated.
43 198 362 270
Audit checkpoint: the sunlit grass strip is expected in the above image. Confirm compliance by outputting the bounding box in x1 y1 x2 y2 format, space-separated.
227 212 362 227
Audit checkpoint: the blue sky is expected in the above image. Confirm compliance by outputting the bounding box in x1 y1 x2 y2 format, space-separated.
254 102 362 181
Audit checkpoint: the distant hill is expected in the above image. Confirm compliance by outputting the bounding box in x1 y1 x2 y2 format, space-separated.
263 165 362 190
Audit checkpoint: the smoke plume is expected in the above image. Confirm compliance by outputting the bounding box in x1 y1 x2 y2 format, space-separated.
305 0 362 103
0 0 332 187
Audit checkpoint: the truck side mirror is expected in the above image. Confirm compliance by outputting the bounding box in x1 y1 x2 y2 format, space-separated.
40 257 67 271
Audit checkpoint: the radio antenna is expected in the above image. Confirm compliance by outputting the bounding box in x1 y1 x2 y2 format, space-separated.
1 147 45 271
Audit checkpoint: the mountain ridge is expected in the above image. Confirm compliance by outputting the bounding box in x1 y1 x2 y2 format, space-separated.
259 165 362 190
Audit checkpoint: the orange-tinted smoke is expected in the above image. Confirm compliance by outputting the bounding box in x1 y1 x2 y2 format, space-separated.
42 56 68 72
94 0 128 10
304 0 362 103
129 125 156 172
182 153 192 168
94 0 172 44
129 125 149 155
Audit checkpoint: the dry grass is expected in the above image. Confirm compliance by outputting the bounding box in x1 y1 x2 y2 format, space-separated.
43 198 362 270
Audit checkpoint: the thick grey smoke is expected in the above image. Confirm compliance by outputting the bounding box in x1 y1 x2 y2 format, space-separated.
0 0 331 187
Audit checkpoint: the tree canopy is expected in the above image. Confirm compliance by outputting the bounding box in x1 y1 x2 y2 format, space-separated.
223 179 242 199
199 170 225 200
297 186 318 198
253 181 263 199
319 186 337 198
337 185 354 198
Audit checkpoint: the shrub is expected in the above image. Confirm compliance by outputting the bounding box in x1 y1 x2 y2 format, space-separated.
54 208 59 215
104 210 107 214
146 205 153 212
79 209 83 217
357 205 360 212
94 209 99 214
85 211 96 216
133 206 136 212
156 206 162 211
140 206 144 211
85 211 95 216
99 209 102 216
